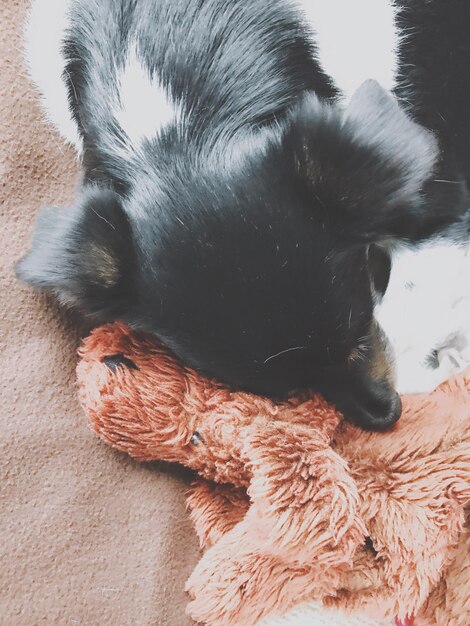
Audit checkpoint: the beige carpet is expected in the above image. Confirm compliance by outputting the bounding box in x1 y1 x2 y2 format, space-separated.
0 2 199 624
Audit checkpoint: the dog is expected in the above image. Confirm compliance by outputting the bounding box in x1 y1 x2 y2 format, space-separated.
17 0 470 430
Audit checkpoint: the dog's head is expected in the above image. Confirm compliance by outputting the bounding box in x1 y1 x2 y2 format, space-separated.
18 81 439 430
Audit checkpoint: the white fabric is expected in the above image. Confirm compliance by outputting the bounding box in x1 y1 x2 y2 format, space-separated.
293 0 398 101
376 240 470 394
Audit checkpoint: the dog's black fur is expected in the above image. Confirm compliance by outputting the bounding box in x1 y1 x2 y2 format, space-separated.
18 0 470 430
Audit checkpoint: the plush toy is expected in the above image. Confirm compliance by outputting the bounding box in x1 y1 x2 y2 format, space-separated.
77 322 470 626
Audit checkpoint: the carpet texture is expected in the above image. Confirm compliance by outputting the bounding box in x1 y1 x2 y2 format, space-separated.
0 2 199 625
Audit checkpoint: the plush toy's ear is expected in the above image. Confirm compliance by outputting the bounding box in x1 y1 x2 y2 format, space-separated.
16 187 135 318
344 79 438 202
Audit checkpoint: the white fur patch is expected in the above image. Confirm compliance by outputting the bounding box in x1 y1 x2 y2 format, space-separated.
25 0 82 152
375 242 470 394
114 45 180 146
293 0 399 101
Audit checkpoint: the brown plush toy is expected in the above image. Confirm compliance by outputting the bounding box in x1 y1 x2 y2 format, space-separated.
77 323 470 626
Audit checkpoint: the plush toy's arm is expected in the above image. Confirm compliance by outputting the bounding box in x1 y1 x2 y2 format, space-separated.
362 467 469 620
245 421 366 565
186 479 250 550
186 514 345 626
414 514 470 626
185 421 366 626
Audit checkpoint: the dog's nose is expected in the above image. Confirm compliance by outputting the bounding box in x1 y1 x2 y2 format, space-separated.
322 378 402 432
351 388 402 431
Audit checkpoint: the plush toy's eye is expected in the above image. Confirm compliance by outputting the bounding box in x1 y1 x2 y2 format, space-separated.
364 536 378 556
190 431 203 446
103 353 138 372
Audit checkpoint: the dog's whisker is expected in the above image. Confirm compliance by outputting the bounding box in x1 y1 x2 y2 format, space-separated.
263 346 308 366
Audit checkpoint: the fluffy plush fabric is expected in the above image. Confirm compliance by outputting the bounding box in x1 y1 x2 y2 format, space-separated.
258 603 392 626
77 323 470 626
0 2 198 624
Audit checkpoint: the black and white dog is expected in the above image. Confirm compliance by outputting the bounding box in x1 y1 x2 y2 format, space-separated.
18 0 470 430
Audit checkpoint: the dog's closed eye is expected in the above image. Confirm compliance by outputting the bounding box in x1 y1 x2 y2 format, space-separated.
368 244 392 299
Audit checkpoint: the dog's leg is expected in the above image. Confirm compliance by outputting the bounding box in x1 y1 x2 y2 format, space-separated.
395 0 470 186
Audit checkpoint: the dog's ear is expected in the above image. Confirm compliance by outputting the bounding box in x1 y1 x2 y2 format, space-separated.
344 79 438 201
288 85 440 243
16 187 135 318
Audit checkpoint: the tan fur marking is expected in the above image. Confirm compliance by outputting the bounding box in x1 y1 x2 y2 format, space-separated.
88 243 120 287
